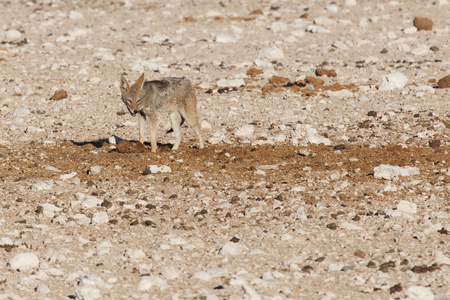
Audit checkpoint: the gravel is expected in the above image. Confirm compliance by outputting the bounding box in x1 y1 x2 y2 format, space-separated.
1 0 450 299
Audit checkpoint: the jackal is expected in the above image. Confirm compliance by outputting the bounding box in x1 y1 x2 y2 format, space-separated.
120 73 204 153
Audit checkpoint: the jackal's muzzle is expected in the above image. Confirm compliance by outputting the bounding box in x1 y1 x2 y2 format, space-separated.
126 106 137 117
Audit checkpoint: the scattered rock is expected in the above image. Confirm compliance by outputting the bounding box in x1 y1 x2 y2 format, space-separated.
11 108 30 117
256 46 284 61
268 76 289 86
373 164 420 180
69 10 84 20
76 286 101 300
437 75 450 88
234 124 254 138
389 283 403 294
327 89 353 99
88 166 102 174
219 242 247 256
246 68 262 77
143 165 172 175
9 253 39 271
378 73 408 91
214 33 237 43
316 68 337 77
217 78 245 87
354 250 366 259
396 200 417 214
326 223 337 230
405 286 434 300
305 76 324 87
413 17 433 31
290 124 331 146
4 29 22 40
51 89 68 100
116 140 148 153
30 181 52 192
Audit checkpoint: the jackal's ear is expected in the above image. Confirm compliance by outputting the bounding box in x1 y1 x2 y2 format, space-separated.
133 73 145 90
120 75 130 94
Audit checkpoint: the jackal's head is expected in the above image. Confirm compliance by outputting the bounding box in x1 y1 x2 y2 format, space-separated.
120 73 145 117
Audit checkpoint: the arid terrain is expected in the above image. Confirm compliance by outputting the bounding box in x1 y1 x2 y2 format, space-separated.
0 0 449 299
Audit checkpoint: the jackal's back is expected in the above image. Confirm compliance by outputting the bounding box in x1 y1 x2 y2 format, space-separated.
143 77 196 111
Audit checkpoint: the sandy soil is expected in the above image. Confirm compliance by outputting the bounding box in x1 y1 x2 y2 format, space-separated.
0 0 450 299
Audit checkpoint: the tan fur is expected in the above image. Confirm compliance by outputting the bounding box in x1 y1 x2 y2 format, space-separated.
120 73 204 152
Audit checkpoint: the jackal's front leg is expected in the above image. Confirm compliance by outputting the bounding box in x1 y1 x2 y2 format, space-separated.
138 114 145 144
149 113 158 153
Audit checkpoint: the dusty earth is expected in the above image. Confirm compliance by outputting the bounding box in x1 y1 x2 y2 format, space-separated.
1 0 450 299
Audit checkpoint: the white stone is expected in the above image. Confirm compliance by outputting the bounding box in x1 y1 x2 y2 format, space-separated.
219 242 247 256
0 237 14 246
345 0 357 6
25 126 45 133
403 26 418 34
160 267 180 280
108 135 122 144
36 283 51 294
207 267 229 278
332 41 349 50
327 89 353 99
326 263 344 271
217 78 245 87
93 50 115 61
75 286 101 300
30 181 51 192
124 249 146 261
69 28 88 37
256 46 284 61
314 17 335 26
60 172 77 180
290 124 331 146
143 34 170 44
208 131 226 144
329 170 341 181
373 164 420 180
423 223 443 235
9 253 39 271
169 237 187 245
41 203 62 218
380 183 398 192
144 165 172 174
11 108 30 117
411 44 430 56
270 22 288 32
82 196 103 209
200 120 212 130
89 166 102 174
214 33 237 43
193 271 212 281
433 250 450 265
397 200 417 214
69 10 84 20
92 212 109 225
378 73 408 91
405 286 434 300
295 207 307 220
305 25 331 33
325 4 338 12
131 58 167 72
339 222 363 230
137 276 167 291
73 214 90 225
234 125 254 138
5 29 22 40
